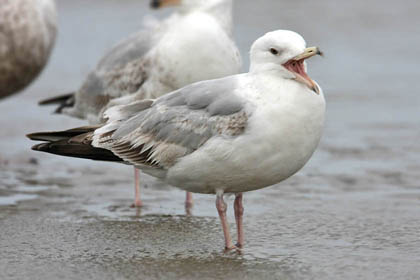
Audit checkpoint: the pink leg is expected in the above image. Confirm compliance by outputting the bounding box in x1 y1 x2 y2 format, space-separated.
234 193 244 248
215 192 236 250
132 168 143 207
185 192 193 209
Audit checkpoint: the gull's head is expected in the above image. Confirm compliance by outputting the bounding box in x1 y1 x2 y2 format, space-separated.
150 0 227 11
250 30 322 94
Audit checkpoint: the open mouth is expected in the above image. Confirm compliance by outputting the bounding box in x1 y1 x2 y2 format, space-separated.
282 47 322 94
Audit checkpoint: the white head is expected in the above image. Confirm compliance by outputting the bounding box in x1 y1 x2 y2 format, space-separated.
150 0 229 12
250 30 322 94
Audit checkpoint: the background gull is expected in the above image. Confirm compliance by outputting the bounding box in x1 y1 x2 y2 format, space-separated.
0 0 57 99
28 30 325 249
39 0 242 208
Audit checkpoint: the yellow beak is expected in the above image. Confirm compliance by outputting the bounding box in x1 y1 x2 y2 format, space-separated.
292 47 323 61
291 47 322 94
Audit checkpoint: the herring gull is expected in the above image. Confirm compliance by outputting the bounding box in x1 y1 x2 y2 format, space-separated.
28 30 325 249
39 0 241 208
0 0 57 99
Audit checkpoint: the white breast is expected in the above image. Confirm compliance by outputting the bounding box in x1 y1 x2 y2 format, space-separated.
165 76 326 194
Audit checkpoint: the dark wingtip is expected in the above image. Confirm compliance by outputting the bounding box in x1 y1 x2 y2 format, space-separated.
26 132 47 141
31 143 49 152
53 104 66 114
150 0 160 9
38 93 75 114
26 132 38 141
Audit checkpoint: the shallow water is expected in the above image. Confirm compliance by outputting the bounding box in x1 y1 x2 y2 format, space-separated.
1 0 420 279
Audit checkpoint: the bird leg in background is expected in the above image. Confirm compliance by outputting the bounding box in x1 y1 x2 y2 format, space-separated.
234 193 244 248
216 191 235 250
132 168 143 207
185 191 193 209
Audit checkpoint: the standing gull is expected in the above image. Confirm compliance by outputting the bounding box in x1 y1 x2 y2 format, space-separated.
0 0 57 99
39 0 241 208
28 30 325 249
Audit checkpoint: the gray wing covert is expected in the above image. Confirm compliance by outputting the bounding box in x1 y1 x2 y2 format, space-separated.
71 24 157 120
73 51 150 120
96 77 249 169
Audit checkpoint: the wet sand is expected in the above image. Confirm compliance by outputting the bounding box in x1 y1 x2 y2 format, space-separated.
1 0 420 279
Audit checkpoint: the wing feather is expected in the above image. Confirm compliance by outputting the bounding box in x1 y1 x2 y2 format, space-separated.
93 77 250 169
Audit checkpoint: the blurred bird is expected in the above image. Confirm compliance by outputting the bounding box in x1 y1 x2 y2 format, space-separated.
0 0 57 99
28 30 325 249
39 0 241 208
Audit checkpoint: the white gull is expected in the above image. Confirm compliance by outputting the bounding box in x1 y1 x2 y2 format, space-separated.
28 30 325 249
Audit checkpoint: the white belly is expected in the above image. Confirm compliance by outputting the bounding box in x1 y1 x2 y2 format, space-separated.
165 90 326 194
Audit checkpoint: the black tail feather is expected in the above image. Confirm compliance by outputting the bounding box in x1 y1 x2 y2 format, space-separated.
31 141 122 162
28 126 123 163
27 126 100 142
39 92 75 113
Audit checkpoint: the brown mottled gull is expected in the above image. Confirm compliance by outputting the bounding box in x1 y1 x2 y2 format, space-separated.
0 0 57 99
28 30 325 249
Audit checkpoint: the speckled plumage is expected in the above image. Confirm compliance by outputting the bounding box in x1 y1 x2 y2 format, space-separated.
0 0 57 99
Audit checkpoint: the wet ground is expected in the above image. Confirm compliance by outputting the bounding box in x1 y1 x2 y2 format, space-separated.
1 0 420 279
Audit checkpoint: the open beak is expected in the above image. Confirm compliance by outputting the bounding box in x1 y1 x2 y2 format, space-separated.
150 0 181 9
283 47 323 94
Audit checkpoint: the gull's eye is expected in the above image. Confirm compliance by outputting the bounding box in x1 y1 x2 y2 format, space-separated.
270 48 279 55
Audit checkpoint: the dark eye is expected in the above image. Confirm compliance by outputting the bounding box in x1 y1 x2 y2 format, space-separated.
270 48 279 55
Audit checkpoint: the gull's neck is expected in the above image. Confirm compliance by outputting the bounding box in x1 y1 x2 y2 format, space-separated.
179 0 233 35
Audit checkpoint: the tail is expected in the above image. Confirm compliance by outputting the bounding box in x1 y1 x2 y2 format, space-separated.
38 92 75 114
27 126 123 162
